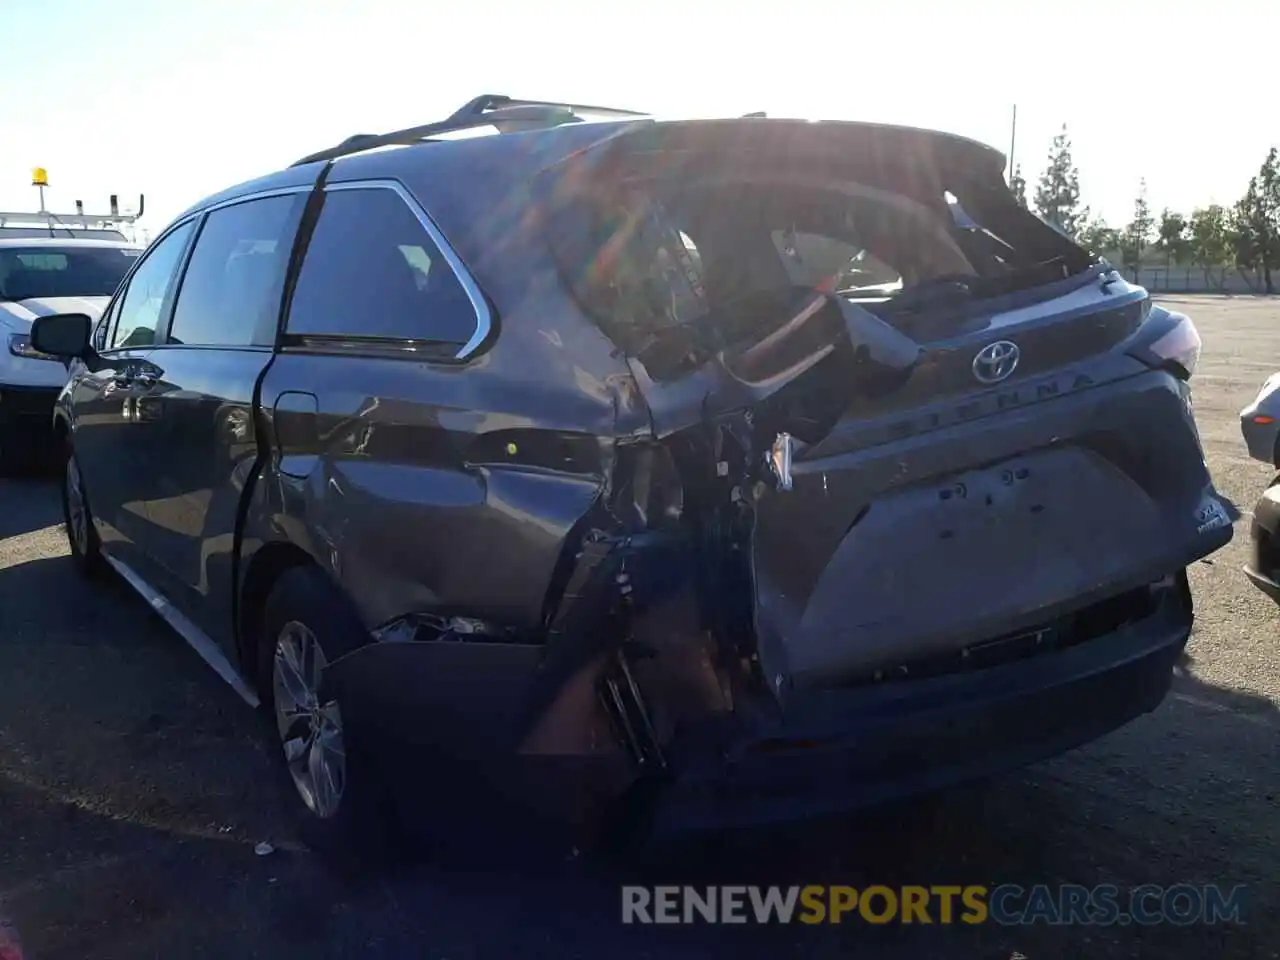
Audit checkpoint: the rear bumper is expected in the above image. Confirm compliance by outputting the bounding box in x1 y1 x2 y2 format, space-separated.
1241 414 1279 465
343 572 1197 839
1240 377 1280 464
651 572 1194 833
1245 484 1280 602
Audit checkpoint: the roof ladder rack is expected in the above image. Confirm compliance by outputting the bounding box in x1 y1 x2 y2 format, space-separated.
0 194 145 241
290 94 647 167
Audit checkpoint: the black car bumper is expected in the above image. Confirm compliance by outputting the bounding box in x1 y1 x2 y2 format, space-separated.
649 573 1193 834
0 385 60 457
335 571 1196 839
0 384 59 427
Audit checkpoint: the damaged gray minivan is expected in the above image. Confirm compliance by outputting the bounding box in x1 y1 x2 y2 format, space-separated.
31 96 1233 850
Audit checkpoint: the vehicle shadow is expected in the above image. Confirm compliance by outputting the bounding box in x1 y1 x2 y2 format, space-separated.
588 660 1275 960
1174 647 1277 718
329 644 1273 960
0 771 398 960
1216 489 1244 524
0 556 1271 958
0 476 63 540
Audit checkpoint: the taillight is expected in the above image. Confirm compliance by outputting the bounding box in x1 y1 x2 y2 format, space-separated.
1127 306 1201 380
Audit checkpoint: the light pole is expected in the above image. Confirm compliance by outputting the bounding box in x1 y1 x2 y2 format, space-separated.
1008 105 1017 182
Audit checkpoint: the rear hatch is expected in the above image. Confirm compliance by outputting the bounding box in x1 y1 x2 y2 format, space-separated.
537 118 1229 692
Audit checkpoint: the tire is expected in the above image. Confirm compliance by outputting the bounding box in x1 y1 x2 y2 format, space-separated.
60 443 106 577
256 565 395 864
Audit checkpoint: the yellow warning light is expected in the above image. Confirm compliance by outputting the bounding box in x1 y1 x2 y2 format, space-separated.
31 167 49 187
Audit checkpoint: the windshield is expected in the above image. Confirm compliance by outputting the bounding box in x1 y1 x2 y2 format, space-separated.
0 245 138 301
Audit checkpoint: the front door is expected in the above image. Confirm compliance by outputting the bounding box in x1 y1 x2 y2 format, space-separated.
139 190 309 653
69 219 196 574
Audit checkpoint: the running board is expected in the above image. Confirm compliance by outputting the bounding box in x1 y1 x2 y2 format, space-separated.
102 554 260 708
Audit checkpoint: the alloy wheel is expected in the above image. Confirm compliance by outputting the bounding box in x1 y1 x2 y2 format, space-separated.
272 621 347 819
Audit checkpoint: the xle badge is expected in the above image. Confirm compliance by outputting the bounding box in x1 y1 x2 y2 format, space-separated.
1195 494 1231 534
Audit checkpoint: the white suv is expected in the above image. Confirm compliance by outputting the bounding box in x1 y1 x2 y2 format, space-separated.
0 237 139 469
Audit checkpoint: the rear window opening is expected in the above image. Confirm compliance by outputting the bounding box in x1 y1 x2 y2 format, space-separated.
542 168 1096 379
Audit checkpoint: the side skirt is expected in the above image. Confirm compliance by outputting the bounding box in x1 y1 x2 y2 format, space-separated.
101 553 260 708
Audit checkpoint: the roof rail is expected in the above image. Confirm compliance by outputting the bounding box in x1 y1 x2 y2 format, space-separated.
290 94 647 167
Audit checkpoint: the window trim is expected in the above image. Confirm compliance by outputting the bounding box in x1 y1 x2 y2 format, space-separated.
311 179 493 359
155 187 310 351
94 295 120 353
100 216 199 354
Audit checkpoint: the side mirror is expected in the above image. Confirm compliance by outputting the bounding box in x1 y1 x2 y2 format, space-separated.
30 313 93 359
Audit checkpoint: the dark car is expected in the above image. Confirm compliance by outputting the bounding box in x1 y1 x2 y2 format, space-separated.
31 95 1233 852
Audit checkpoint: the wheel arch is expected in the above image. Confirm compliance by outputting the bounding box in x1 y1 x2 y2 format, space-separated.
235 539 317 681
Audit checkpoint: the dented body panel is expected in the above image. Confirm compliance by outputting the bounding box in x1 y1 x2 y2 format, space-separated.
55 113 1234 839
236 120 1235 831
253 347 623 632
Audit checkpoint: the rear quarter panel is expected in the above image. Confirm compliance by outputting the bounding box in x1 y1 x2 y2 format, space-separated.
246 336 636 635
240 150 654 635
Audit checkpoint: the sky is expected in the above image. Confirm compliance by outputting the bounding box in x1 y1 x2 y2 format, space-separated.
2 0 1274 238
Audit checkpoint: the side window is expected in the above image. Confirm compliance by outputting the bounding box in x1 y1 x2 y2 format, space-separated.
167 194 302 347
108 220 195 350
286 187 479 346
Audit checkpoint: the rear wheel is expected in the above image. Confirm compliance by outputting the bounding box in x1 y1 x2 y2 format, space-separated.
256 566 394 862
60 444 105 577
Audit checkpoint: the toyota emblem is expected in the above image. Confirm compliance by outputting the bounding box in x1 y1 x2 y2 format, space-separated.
972 340 1020 384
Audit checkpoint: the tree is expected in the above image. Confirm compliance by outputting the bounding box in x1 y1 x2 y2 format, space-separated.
1230 188 1264 290
1008 164 1028 209
1120 179 1154 275
1188 205 1231 290
1235 148 1280 294
1078 217 1121 259
1034 124 1086 238
1156 208 1188 271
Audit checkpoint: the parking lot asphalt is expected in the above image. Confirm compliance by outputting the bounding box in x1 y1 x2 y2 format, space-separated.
0 295 1277 960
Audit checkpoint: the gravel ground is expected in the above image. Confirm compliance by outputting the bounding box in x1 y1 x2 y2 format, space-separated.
0 295 1277 959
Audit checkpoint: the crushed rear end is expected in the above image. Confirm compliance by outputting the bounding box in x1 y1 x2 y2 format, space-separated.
518 117 1232 832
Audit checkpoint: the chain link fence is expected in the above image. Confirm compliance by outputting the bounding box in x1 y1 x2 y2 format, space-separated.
1120 265 1270 295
